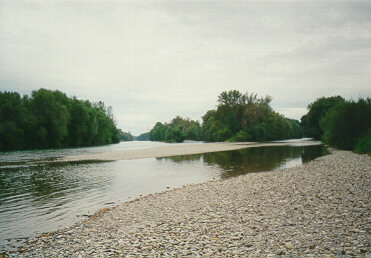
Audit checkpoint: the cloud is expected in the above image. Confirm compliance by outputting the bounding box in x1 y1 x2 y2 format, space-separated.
0 1 370 135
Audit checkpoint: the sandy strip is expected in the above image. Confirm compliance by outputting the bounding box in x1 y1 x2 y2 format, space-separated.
60 140 321 162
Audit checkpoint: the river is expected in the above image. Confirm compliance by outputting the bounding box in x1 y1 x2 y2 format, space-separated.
0 141 328 251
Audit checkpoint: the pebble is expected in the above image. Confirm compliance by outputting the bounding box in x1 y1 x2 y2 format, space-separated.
285 242 294 250
5 150 371 257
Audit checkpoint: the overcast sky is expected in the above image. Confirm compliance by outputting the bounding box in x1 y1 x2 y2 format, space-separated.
1 1 370 135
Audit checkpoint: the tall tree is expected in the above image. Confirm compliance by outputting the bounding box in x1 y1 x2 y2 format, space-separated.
203 90 301 142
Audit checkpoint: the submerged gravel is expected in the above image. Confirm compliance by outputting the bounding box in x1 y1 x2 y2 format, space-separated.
11 150 371 256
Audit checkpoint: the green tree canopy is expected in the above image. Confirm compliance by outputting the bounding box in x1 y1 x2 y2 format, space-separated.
0 89 120 151
321 98 371 151
149 117 202 143
300 96 345 139
149 122 167 141
202 90 301 142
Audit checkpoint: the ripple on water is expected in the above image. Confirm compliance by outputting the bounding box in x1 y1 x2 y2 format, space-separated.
0 142 329 251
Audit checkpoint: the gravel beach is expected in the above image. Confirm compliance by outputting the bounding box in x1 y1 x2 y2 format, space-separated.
14 149 371 257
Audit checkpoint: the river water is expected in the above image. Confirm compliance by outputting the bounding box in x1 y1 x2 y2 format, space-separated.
0 141 328 251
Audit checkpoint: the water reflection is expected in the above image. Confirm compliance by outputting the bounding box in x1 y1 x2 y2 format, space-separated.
0 143 328 252
301 145 330 163
159 145 329 179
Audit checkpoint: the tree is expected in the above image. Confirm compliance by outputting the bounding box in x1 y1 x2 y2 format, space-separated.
136 132 150 141
119 130 134 141
149 122 166 141
68 98 92 146
321 98 371 151
202 110 231 142
0 89 121 151
202 90 299 142
165 125 185 143
217 90 245 107
0 92 28 150
301 96 345 139
149 116 203 143
27 89 70 148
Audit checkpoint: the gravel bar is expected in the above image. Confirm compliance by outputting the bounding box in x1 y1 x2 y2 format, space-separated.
59 140 321 162
12 150 371 257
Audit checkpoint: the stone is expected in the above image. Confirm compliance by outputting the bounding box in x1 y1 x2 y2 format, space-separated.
285 242 294 250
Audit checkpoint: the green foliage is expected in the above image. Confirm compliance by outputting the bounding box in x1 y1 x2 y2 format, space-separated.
0 89 120 151
28 89 70 148
119 130 134 141
301 96 345 139
149 122 166 141
202 110 231 142
354 131 371 154
149 116 202 143
174 117 203 141
233 131 252 142
0 92 28 150
202 90 302 142
165 125 185 143
135 132 150 141
321 98 371 151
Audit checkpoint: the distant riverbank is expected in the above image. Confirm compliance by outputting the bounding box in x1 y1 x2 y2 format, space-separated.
59 139 321 162
17 149 370 256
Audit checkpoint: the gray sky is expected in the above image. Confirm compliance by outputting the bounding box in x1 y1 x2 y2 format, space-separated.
1 1 370 135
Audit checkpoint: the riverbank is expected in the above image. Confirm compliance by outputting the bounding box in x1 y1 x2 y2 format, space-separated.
59 139 321 161
15 149 370 256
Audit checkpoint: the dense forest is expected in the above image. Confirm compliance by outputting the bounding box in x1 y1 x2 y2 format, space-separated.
149 90 303 143
301 96 370 154
0 89 120 151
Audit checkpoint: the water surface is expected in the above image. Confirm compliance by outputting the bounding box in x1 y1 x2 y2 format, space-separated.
0 142 328 251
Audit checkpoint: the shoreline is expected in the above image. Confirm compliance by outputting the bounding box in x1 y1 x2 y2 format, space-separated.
59 139 321 162
15 149 370 256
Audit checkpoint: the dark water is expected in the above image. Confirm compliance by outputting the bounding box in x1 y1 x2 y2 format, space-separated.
0 142 328 251
159 144 329 179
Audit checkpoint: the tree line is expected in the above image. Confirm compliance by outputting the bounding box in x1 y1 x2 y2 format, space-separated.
149 90 303 143
2 88 369 154
149 116 203 143
119 130 134 141
301 96 370 154
148 90 370 154
202 90 302 142
0 89 120 151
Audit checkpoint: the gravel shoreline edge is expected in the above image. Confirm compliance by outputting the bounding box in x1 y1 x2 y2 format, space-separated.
9 149 371 257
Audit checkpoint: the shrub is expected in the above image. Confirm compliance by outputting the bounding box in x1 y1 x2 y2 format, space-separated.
354 131 371 154
234 131 252 142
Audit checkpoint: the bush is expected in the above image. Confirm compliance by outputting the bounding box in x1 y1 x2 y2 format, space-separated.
214 128 233 142
354 131 371 154
234 131 252 142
